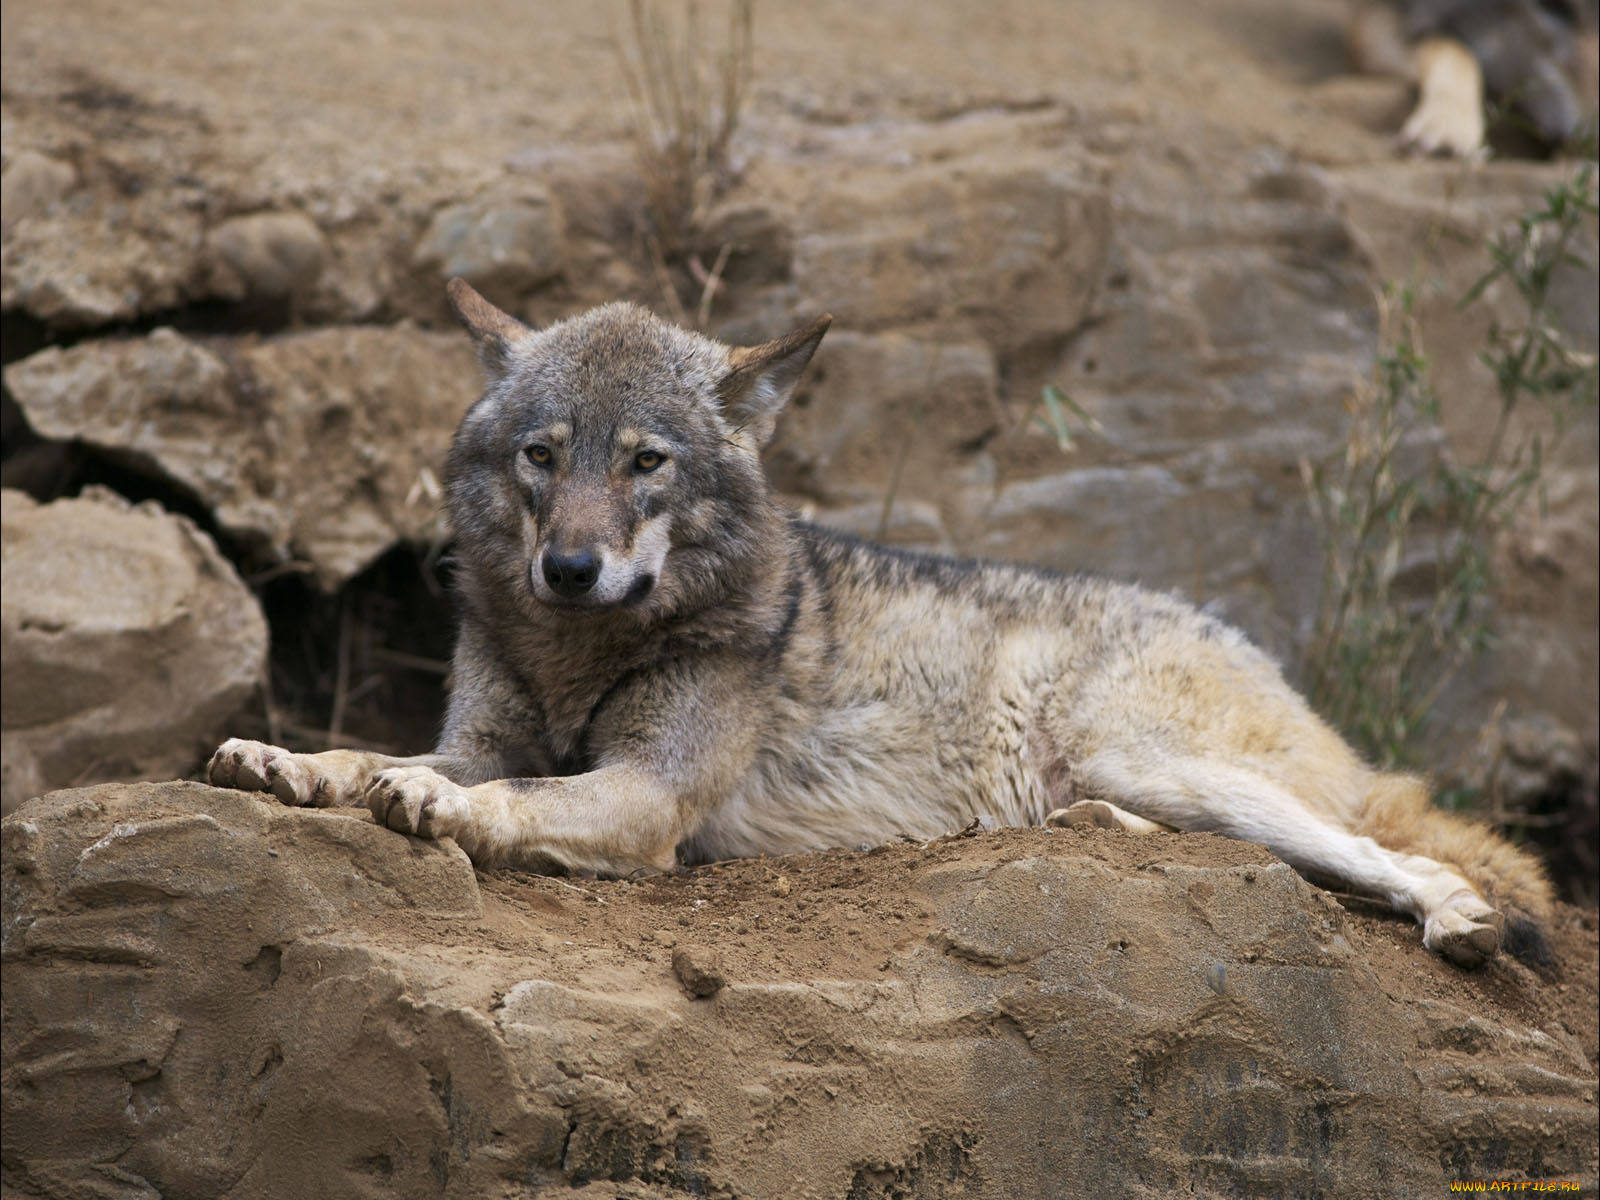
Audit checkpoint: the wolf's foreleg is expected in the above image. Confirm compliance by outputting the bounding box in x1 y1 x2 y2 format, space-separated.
372 657 763 874
364 765 684 876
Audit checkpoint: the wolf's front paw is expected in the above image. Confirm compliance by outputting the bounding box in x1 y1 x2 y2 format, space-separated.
365 766 470 840
208 739 328 807
1423 889 1503 968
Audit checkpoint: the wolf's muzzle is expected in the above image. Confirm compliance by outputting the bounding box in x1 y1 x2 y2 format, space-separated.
541 548 600 598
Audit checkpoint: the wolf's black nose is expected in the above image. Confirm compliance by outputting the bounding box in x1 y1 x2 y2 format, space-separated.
542 549 600 598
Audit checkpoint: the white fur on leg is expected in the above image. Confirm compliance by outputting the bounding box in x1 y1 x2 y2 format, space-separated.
1075 750 1506 965
365 767 683 876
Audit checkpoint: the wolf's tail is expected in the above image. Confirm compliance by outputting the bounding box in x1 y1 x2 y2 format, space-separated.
1355 773 1556 964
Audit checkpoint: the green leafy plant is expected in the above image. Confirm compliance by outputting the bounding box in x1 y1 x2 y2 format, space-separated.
1030 383 1101 453
1303 164 1598 769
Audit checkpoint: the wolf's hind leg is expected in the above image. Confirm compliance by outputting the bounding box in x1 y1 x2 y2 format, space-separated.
208 738 444 808
1045 800 1173 834
1077 752 1504 966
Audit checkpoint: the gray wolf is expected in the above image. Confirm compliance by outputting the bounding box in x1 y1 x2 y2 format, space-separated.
1350 0 1599 157
209 279 1555 968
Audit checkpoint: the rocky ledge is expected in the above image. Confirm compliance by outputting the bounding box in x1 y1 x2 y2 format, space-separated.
2 782 1595 1199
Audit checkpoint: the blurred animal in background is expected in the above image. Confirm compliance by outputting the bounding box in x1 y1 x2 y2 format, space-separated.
1349 0 1599 156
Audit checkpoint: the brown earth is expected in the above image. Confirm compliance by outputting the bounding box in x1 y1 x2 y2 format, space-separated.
3 782 1597 1199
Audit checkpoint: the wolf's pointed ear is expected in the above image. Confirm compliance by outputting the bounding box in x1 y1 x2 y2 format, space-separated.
446 278 531 376
717 314 832 448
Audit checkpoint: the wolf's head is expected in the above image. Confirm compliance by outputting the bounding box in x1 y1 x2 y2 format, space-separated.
443 279 829 623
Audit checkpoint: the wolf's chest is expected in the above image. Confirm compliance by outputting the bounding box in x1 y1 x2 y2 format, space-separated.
522 676 619 776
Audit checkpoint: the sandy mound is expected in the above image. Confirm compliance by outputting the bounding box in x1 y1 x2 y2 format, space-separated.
3 782 1595 1198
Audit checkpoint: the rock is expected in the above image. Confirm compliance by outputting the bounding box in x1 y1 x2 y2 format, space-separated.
412 184 565 300
0 490 267 814
671 945 726 997
3 782 1595 1198
801 497 953 554
768 330 1001 507
0 191 205 327
694 201 794 287
3 326 478 589
792 152 1112 350
979 463 1190 572
1 783 485 1198
205 211 327 301
1455 711 1597 812
0 149 78 233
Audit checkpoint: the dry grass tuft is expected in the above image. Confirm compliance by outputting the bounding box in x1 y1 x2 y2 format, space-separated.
616 0 755 270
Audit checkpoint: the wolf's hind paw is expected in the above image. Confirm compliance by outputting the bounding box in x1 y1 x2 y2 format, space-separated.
208 739 326 807
1046 800 1171 835
1423 890 1503 968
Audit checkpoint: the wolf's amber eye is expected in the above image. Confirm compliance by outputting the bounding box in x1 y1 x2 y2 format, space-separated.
525 444 552 466
634 450 664 472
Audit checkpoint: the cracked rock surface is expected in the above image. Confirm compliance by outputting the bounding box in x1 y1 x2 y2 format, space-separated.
3 783 1595 1198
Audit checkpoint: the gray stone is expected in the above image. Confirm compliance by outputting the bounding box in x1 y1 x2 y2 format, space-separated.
0 490 267 813
0 195 204 327
0 148 78 233
802 497 953 553
671 945 727 997
2 783 1593 1198
768 330 1001 506
694 201 794 286
792 154 1111 349
206 211 327 300
412 185 565 297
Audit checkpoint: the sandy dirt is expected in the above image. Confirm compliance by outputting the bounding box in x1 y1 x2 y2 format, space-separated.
0 0 1387 172
434 825 1600 1069
5 782 1597 1197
